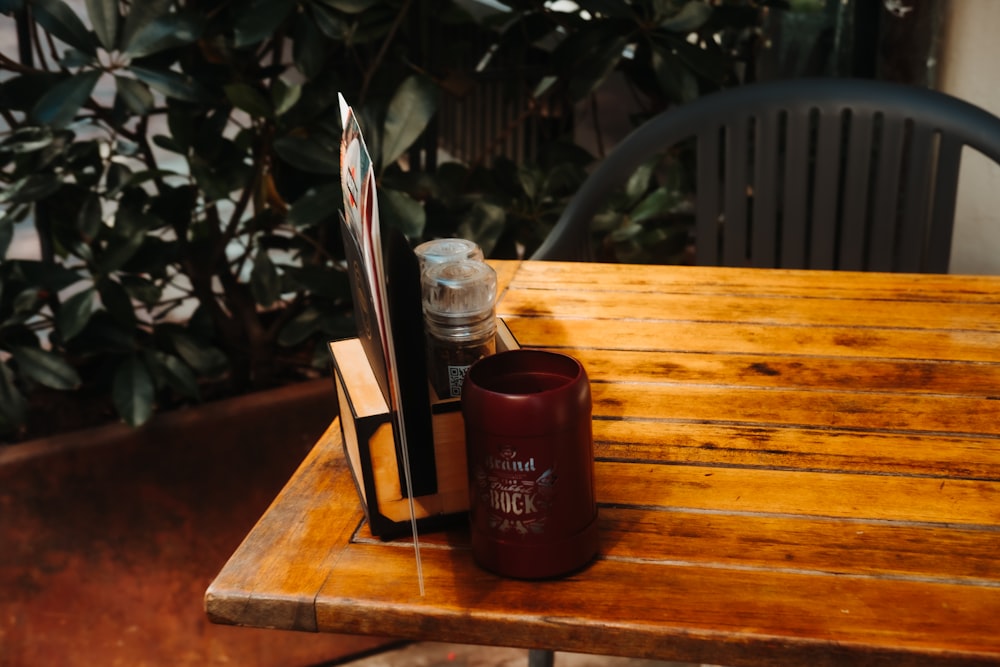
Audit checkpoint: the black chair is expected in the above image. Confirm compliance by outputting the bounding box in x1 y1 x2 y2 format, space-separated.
531 78 1000 272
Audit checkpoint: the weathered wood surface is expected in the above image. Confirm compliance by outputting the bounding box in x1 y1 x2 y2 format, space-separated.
207 260 1000 666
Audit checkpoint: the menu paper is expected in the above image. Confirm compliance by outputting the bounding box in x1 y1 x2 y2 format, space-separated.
338 93 424 595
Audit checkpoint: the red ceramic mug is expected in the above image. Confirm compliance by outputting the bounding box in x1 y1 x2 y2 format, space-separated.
461 349 599 579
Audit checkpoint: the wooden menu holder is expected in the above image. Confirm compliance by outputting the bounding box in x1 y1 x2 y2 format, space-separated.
329 320 519 538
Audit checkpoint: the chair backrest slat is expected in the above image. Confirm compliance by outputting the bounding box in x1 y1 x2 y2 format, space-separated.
897 125 936 272
810 109 841 270
781 109 811 269
723 118 750 267
752 110 781 268
868 117 907 273
840 111 876 271
695 127 721 267
928 136 964 272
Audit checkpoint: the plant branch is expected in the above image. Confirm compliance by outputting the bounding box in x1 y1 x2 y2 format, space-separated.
359 0 414 105
215 173 257 268
263 293 304 340
0 50 37 73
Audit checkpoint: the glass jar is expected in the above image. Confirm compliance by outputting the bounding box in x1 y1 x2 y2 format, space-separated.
421 260 497 399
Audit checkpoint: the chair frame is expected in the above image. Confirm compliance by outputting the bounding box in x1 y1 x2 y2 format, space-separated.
532 78 1000 272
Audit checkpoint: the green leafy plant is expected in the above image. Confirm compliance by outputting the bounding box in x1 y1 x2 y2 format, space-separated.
1 0 773 440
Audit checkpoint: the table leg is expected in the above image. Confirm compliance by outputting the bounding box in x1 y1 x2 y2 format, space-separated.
528 648 555 667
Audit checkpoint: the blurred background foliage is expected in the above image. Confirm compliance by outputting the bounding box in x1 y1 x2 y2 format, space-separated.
1 0 852 438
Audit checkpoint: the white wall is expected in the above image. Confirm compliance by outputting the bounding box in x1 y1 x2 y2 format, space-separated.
939 0 1000 274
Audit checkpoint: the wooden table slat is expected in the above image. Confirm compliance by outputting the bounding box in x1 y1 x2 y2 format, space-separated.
510 262 1000 302
594 421 1000 479
499 289 1000 332
573 349 1000 396
503 316 1000 362
596 461 1000 526
316 529 1000 666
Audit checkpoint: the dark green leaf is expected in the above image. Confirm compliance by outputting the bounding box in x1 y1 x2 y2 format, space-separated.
277 306 321 347
186 305 215 340
315 0 378 12
0 174 62 204
115 200 158 236
518 166 541 201
122 11 204 58
651 44 699 103
30 70 101 129
59 48 94 68
250 251 281 307
235 0 295 47
0 126 56 155
10 345 81 390
287 184 341 228
458 201 506 257
0 362 28 427
99 230 149 273
164 100 195 152
310 3 349 41
33 0 98 56
575 0 636 19
570 35 628 101
659 0 712 32
224 83 273 118
273 135 340 175
143 350 200 400
532 75 558 99
272 78 301 116
0 212 13 258
98 278 137 329
657 32 730 85
12 288 45 318
12 260 84 292
119 0 171 51
76 192 102 241
608 221 642 243
279 264 349 300
57 287 96 340
115 75 154 115
292 11 327 79
106 162 133 194
112 355 155 427
0 0 25 13
119 274 163 307
171 332 229 377
343 2 394 43
623 160 655 204
120 236 174 278
381 75 439 168
630 186 680 224
86 0 119 50
0 72 62 113
378 188 425 240
130 66 205 103
495 9 558 57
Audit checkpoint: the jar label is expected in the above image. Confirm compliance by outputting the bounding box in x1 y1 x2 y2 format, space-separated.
447 364 471 397
474 446 556 536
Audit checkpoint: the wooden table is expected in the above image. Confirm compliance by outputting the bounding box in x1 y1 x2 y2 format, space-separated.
206 261 1000 666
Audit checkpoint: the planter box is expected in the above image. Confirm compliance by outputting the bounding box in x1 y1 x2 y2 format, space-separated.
0 380 395 666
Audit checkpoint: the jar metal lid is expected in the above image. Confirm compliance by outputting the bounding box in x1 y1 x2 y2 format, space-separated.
414 238 484 269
